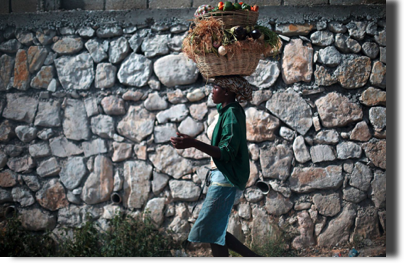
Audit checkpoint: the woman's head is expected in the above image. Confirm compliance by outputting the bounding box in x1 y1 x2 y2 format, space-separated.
212 84 234 104
212 76 253 103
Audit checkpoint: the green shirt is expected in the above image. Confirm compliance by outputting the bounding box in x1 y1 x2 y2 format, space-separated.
211 102 250 190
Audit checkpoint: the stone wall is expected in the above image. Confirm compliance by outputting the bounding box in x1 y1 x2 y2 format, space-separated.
0 3 386 251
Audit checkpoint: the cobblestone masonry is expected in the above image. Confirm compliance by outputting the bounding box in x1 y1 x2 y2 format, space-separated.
0 2 386 252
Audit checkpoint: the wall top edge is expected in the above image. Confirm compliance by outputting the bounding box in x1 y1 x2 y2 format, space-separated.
0 5 386 30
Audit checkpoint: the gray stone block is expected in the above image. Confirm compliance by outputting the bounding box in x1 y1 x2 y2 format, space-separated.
0 0 10 14
330 0 385 5
284 0 328 6
11 0 39 13
61 0 104 10
105 0 146 10
149 0 192 9
44 0 61 11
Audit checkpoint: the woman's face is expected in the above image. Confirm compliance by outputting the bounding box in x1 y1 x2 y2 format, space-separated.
212 85 227 104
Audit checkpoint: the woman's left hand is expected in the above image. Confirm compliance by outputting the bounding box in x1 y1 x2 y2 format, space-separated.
170 132 195 149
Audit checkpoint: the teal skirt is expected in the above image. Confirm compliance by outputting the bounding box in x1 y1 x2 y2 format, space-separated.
188 170 237 246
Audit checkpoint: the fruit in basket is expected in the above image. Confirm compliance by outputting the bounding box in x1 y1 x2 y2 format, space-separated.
218 46 227 56
231 26 247 41
250 29 261 40
194 5 214 17
251 4 259 11
218 2 224 10
223 1 234 11
234 2 242 10
241 3 251 10
245 25 254 33
213 41 221 48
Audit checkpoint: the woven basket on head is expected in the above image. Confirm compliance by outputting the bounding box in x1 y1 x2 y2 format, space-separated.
201 10 259 29
195 49 262 79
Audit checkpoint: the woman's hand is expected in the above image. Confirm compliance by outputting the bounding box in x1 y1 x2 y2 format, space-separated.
170 132 195 149
171 132 222 159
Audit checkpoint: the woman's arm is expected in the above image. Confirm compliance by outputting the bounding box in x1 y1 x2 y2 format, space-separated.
170 132 221 159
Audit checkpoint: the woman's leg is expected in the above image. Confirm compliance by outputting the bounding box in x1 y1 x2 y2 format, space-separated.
225 232 261 257
210 243 229 257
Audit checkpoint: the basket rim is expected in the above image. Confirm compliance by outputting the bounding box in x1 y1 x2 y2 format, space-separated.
201 10 259 17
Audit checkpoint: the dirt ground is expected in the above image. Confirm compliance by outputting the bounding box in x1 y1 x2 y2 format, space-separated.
180 234 386 257
295 235 387 257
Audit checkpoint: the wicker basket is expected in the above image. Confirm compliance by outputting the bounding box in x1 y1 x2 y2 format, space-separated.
195 49 262 78
201 10 259 29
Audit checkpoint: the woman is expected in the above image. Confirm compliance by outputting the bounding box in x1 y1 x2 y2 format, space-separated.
170 76 260 257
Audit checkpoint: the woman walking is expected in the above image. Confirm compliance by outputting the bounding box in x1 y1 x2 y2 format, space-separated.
170 76 260 257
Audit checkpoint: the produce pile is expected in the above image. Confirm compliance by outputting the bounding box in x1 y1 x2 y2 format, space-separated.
194 1 259 14
183 2 282 63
